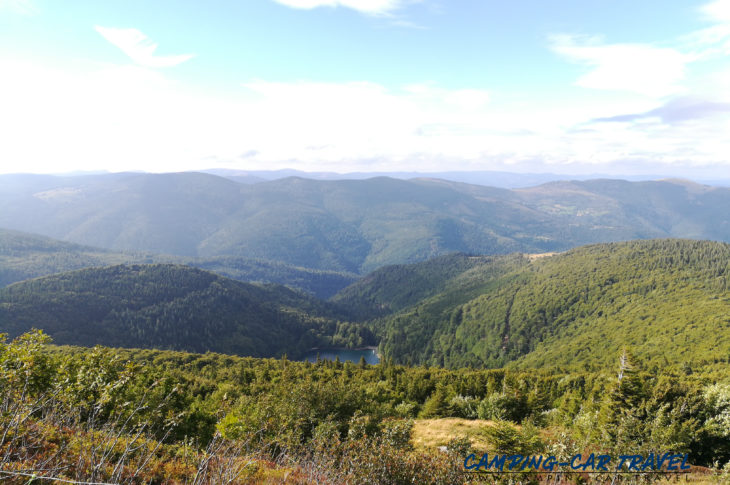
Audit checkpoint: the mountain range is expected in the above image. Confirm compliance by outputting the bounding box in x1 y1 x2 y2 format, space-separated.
203 168 730 188
2 171 730 372
2 172 730 274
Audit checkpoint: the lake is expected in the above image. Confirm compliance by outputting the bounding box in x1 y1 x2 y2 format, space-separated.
303 347 380 365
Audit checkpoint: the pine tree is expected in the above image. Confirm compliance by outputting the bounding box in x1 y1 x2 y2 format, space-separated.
598 347 647 453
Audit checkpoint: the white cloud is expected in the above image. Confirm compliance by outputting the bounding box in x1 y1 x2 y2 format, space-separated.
95 26 194 68
444 89 490 110
1 57 728 176
271 0 416 15
553 1 730 100
550 35 689 97
702 0 730 22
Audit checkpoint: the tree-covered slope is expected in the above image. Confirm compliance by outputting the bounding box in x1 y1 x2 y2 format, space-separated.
374 239 730 371
3 173 730 273
192 257 357 299
0 227 158 287
331 252 527 320
0 228 357 298
514 178 730 243
0 264 363 358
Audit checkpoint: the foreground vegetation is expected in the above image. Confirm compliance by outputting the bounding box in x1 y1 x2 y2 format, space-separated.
2 332 729 483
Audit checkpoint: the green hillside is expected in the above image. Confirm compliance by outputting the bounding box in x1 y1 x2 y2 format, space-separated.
0 264 367 358
0 227 156 287
193 256 357 299
371 239 730 371
331 252 527 320
5 234 730 372
3 173 730 273
0 228 356 298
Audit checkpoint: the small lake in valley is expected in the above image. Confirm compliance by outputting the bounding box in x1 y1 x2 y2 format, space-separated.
303 347 380 365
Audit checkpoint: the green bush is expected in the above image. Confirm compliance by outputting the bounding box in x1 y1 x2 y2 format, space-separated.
477 392 528 422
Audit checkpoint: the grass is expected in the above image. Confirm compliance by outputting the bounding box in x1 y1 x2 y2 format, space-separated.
412 418 497 452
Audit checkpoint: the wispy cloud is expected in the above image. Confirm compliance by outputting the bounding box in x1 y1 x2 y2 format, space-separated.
95 26 194 68
271 0 419 16
552 0 730 98
702 0 730 22
592 97 730 124
682 0 730 58
549 34 689 97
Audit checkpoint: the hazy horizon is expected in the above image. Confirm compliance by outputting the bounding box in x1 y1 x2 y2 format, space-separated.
3 167 730 189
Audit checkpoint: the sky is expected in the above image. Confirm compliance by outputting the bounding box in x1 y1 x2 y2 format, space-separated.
1 0 729 177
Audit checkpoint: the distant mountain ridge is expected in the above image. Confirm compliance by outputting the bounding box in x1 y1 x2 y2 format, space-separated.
2 172 730 273
202 168 730 188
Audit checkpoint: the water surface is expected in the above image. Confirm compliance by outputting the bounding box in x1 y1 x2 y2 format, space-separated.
303 347 380 365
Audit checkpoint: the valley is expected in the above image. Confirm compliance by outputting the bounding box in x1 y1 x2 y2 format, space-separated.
1 174 729 483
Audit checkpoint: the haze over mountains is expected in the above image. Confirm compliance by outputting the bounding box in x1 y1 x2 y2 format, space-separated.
204 168 730 188
2 172 730 274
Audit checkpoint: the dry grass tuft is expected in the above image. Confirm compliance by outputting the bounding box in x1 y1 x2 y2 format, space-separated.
412 418 498 451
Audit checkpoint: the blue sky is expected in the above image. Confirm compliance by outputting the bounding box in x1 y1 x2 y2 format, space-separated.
1 0 729 177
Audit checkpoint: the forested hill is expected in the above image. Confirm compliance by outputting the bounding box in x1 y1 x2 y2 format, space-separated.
190 257 357 299
0 264 368 358
0 228 357 298
2 172 730 273
0 227 161 287
5 236 730 372
331 252 528 320
370 239 730 371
